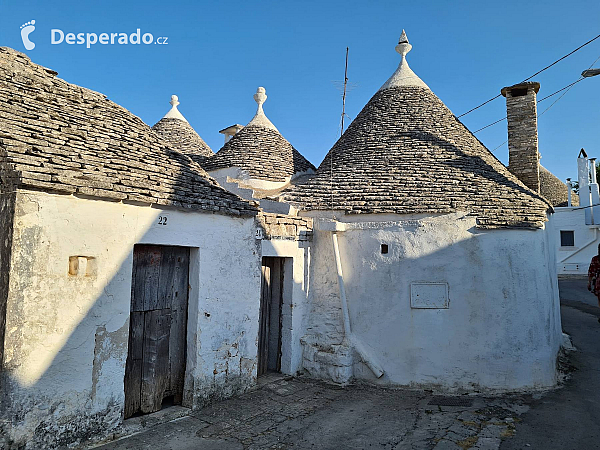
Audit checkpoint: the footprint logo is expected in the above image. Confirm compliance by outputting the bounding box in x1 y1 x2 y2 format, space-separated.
20 20 36 50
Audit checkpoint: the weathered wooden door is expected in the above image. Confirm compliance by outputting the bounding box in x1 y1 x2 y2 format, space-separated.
258 257 283 376
124 245 190 418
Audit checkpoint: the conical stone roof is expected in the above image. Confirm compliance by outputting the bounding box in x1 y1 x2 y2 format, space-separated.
152 95 214 165
281 32 551 228
0 47 256 216
539 165 578 207
203 87 315 182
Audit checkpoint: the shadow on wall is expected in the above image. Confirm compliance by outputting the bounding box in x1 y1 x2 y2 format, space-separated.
0 154 264 449
322 214 562 390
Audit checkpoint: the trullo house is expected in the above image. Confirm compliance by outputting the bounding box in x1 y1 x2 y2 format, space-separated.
281 30 563 390
0 29 565 449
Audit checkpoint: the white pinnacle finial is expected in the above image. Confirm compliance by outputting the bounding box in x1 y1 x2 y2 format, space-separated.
162 94 187 122
395 30 412 57
247 86 278 131
379 30 429 91
254 87 267 109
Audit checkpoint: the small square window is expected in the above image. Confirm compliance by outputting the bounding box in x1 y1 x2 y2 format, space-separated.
381 244 388 254
560 230 575 247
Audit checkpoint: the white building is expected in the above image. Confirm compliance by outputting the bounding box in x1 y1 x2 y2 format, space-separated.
202 86 316 214
0 31 567 449
281 31 563 391
0 47 311 448
551 150 599 275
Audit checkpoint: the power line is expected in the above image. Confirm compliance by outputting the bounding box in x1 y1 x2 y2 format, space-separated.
539 79 583 116
457 32 600 118
486 52 600 150
474 72 594 135
538 53 600 116
537 78 585 103
492 140 508 152
473 116 507 134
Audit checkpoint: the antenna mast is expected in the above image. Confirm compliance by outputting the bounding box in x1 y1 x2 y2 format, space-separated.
340 47 349 136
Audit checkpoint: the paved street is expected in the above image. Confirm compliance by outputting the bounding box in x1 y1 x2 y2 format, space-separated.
94 278 600 450
500 278 600 450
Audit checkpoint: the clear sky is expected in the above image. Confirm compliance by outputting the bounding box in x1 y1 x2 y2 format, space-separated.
1 0 599 183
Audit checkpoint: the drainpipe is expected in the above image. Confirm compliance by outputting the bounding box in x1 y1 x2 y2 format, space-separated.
332 232 384 378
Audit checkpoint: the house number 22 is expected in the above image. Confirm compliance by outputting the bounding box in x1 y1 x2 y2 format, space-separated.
158 216 168 226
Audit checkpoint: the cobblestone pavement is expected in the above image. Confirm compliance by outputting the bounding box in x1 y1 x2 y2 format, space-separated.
96 375 532 450
96 278 599 450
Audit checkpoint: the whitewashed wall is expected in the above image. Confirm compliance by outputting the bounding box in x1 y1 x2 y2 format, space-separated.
301 211 562 391
552 207 600 274
2 189 261 448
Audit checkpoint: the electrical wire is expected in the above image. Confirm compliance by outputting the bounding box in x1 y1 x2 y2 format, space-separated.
457 33 600 118
486 52 600 150
537 78 585 103
471 79 583 134
473 117 507 134
492 140 508 152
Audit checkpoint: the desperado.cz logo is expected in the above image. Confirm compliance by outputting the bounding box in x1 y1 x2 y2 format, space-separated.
52 29 168 48
19 19 168 50
20 20 36 50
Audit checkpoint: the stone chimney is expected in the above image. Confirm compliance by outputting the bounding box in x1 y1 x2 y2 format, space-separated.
501 81 541 192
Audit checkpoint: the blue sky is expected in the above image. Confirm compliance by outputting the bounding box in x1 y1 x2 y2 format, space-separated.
1 0 599 183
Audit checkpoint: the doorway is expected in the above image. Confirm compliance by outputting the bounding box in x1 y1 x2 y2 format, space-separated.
258 257 286 376
124 244 190 418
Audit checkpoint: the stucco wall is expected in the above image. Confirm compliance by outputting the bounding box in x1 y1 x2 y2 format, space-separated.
2 189 261 448
301 211 562 391
552 207 599 274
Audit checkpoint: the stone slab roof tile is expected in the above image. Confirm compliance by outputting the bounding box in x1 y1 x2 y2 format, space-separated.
152 117 214 166
0 47 257 216
539 165 579 207
203 87 315 181
203 125 315 181
281 86 552 229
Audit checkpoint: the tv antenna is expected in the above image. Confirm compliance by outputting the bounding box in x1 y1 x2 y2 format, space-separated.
332 47 357 136
341 47 349 136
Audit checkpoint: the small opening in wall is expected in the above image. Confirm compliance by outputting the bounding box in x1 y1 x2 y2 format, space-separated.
68 256 97 277
511 88 528 97
560 230 575 247
381 244 389 254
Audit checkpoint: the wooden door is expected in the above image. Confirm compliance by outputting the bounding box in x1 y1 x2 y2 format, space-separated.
124 245 190 418
258 257 283 376
258 261 272 376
